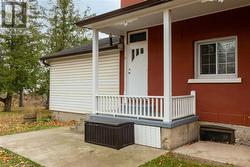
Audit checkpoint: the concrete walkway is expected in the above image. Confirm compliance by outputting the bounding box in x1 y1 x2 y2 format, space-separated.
0 127 165 167
174 141 250 167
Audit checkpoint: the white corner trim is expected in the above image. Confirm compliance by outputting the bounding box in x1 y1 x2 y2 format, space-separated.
188 78 242 84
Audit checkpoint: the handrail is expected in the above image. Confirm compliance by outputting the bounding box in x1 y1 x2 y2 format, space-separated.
96 91 196 121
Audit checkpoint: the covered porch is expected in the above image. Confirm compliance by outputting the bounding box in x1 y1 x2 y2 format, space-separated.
77 0 250 149
77 0 249 123
78 0 249 123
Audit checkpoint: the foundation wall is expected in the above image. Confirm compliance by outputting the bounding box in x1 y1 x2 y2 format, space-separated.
161 121 199 150
52 111 89 122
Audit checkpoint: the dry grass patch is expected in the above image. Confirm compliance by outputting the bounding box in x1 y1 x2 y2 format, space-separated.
140 153 234 167
0 109 76 136
0 147 43 167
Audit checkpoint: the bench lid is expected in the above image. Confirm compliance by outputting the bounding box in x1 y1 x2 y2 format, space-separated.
85 118 134 126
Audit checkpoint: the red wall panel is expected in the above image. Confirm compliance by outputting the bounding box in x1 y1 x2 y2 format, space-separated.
120 6 250 126
148 26 164 96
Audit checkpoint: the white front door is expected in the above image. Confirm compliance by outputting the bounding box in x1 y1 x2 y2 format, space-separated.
127 41 148 96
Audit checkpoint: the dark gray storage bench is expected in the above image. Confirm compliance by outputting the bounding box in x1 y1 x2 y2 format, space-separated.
85 119 134 149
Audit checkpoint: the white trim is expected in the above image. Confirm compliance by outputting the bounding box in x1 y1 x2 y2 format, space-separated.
163 9 172 123
124 33 127 95
188 78 242 84
194 36 238 79
92 29 99 114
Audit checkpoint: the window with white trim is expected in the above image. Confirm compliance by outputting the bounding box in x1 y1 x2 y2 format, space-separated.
196 37 237 78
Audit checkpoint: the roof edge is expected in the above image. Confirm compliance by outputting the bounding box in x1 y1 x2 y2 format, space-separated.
40 45 119 61
76 0 172 27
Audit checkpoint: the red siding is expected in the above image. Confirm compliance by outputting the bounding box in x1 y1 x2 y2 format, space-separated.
120 50 124 95
121 0 144 8
148 26 164 96
172 6 250 126
120 6 250 126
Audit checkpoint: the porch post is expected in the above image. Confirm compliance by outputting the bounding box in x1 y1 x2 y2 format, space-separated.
163 9 172 123
92 29 99 114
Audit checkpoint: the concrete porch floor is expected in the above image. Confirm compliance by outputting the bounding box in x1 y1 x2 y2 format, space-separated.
0 127 165 167
174 141 250 167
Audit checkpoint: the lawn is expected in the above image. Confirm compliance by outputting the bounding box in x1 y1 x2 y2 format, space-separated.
0 109 75 136
140 153 233 167
0 147 42 167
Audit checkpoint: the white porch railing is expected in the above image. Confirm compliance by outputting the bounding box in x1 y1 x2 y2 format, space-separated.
172 91 196 120
96 91 196 121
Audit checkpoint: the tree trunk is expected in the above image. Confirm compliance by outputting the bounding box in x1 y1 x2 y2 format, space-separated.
4 93 12 112
45 90 49 110
19 89 24 108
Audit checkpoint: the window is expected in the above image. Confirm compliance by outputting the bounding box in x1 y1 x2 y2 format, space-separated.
196 37 237 78
129 32 146 43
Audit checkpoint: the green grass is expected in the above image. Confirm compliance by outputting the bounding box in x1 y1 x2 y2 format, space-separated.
0 147 43 167
139 153 233 167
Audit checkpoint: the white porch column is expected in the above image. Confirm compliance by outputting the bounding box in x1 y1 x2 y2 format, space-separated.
163 9 172 123
92 29 99 114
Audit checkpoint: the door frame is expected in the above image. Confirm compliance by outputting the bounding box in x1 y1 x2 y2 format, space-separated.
124 29 148 95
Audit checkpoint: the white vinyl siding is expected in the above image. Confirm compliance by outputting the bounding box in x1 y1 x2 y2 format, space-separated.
49 52 119 114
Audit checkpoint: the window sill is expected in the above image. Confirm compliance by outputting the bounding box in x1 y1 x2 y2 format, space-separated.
188 78 242 84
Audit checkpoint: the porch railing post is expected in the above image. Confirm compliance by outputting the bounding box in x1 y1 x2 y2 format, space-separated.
163 9 172 123
191 90 196 115
92 29 99 114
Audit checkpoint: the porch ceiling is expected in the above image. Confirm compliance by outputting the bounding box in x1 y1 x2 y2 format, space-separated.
92 0 250 35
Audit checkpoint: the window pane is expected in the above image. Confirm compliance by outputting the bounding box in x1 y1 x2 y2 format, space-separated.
217 39 236 74
218 64 226 74
136 48 139 56
140 48 144 54
227 63 235 74
200 44 216 74
132 49 135 61
227 53 235 63
218 53 226 63
130 32 146 43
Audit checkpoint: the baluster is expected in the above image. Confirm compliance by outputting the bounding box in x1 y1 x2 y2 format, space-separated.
147 98 151 116
127 97 130 115
102 96 104 113
160 98 163 118
156 98 159 118
177 98 179 118
132 97 135 116
139 98 142 117
116 96 118 114
121 97 124 115
172 98 176 118
124 97 126 115
118 96 121 114
151 98 154 117
143 98 146 116
98 96 100 113
135 98 138 118
188 97 190 116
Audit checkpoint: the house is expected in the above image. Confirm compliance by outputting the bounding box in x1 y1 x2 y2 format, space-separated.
41 0 250 149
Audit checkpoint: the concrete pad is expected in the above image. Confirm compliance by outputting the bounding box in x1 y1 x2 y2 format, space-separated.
0 127 166 167
174 141 250 167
